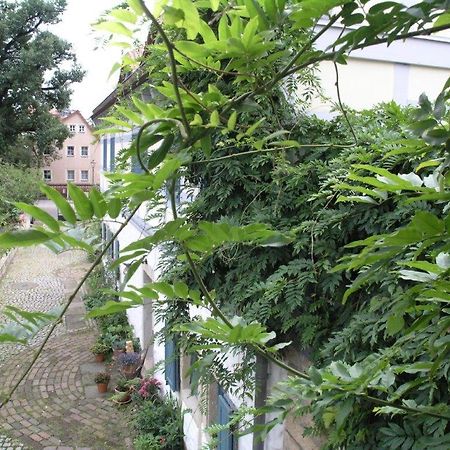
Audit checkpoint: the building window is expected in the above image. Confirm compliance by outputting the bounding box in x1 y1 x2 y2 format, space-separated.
43 170 51 181
79 125 85 133
80 170 89 182
67 170 75 181
69 124 76 133
165 336 180 391
80 146 89 157
67 146 74 157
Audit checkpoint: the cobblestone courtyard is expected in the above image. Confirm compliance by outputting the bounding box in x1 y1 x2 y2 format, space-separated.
0 247 133 449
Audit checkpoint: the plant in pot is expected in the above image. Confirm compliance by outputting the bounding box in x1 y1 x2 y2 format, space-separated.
118 352 141 379
110 390 132 405
137 377 161 401
91 341 109 362
112 339 126 360
94 372 110 393
114 377 136 403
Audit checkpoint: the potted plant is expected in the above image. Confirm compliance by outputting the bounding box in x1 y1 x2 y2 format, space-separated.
94 372 110 393
91 341 109 362
137 377 161 401
114 377 131 394
112 339 126 360
111 391 132 405
117 352 141 379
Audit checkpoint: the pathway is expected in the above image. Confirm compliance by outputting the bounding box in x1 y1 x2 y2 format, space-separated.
0 247 133 449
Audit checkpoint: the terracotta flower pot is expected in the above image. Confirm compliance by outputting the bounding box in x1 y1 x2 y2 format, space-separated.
95 353 105 363
121 364 139 379
97 382 108 393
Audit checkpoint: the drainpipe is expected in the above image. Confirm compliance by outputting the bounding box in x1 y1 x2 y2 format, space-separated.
253 354 268 450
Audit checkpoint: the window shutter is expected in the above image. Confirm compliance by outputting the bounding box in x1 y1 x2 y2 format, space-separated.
102 138 108 170
218 387 234 450
110 137 116 171
165 336 180 391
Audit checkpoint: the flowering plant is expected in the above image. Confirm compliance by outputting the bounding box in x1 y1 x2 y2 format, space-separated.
137 377 161 400
117 351 140 367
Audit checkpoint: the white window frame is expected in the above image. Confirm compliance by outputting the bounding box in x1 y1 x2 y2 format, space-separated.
80 146 89 157
80 170 89 182
69 124 76 133
66 170 75 182
67 146 75 157
79 125 85 133
43 170 52 181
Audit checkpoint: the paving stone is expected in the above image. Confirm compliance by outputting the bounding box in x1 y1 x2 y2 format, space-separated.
0 247 134 449
79 363 105 374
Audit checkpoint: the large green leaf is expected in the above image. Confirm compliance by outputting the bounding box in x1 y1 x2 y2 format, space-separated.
108 198 122 219
0 230 51 249
40 185 77 224
68 183 94 220
89 188 108 218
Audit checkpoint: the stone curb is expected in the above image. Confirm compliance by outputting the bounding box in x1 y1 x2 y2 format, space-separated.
0 249 16 280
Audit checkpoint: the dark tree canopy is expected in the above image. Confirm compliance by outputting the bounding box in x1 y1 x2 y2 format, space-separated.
0 0 84 166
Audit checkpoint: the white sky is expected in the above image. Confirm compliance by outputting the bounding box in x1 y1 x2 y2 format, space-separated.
51 0 123 119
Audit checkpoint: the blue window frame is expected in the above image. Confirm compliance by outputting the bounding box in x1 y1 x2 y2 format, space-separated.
109 136 116 172
218 386 235 450
102 138 108 171
165 336 180 391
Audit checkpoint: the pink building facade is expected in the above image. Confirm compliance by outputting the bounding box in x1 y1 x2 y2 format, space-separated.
43 110 100 195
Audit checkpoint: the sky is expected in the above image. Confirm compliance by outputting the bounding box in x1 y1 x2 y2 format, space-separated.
51 0 123 119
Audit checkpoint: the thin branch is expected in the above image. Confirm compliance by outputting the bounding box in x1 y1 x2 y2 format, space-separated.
264 13 342 92
0 204 141 409
187 143 355 165
332 26 358 145
138 0 191 138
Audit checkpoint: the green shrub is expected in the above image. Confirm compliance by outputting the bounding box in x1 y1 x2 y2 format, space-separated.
0 161 41 226
133 397 183 450
134 433 162 450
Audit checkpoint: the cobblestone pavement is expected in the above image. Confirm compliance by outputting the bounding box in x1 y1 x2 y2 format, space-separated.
0 246 88 363
0 247 134 449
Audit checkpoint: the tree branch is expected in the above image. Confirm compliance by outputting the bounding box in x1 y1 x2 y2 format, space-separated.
137 0 191 138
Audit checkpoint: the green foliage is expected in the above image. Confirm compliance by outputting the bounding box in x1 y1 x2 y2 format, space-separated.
260 88 450 448
83 265 140 350
0 162 41 226
0 0 83 165
133 396 183 450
